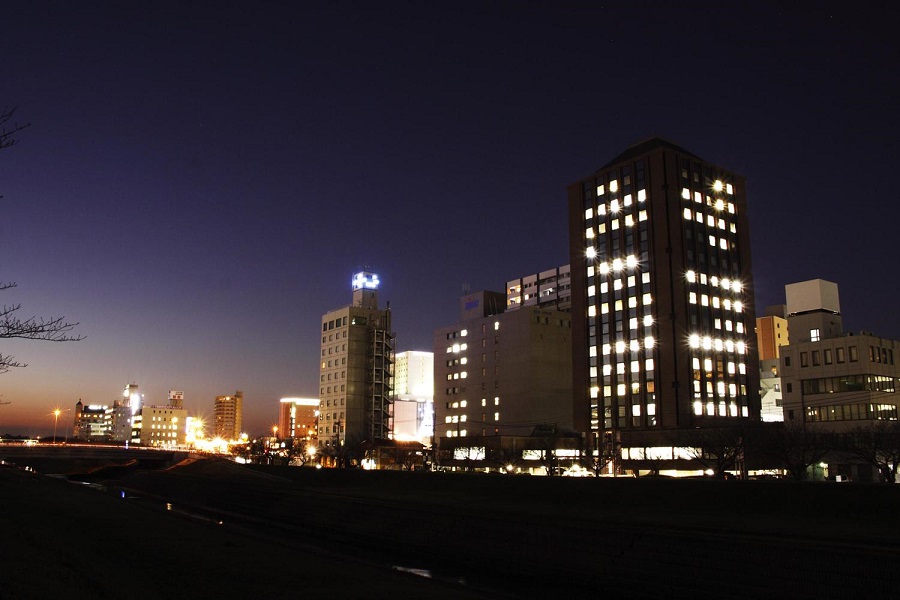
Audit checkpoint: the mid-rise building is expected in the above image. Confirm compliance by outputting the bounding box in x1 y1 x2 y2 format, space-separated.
391 350 434 445
757 307 788 422
780 280 899 430
568 138 759 468
72 400 112 441
279 397 319 441
318 270 394 448
507 264 571 312
434 289 573 443
214 390 243 441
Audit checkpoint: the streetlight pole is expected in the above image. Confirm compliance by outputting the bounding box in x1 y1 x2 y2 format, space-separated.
53 408 61 444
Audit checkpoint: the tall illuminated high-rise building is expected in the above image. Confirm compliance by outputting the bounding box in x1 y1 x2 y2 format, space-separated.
568 138 759 459
318 270 394 449
214 390 243 441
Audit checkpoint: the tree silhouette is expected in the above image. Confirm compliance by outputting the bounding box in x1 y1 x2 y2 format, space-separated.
1 106 82 373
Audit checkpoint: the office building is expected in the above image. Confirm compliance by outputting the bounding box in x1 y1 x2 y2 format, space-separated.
507 264 572 312
318 270 394 448
392 350 434 445
780 280 899 430
434 288 573 443
72 400 112 441
279 397 319 441
568 138 759 465
214 391 243 441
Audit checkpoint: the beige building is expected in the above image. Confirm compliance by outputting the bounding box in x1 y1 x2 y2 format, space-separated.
434 289 573 446
214 390 243 441
507 264 571 312
318 271 394 448
279 397 319 441
136 405 187 448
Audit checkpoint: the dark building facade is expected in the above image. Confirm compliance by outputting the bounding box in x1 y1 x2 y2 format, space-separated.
568 138 759 460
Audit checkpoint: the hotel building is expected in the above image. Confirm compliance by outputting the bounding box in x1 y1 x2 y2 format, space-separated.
214 391 243 441
318 271 394 448
279 397 319 441
568 138 759 461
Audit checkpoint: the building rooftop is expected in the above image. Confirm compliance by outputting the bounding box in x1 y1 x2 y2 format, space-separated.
597 136 701 171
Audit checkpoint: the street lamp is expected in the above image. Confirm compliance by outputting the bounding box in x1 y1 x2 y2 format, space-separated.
52 408 61 444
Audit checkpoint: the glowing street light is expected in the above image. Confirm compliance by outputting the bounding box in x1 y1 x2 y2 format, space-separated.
272 425 278 440
52 408 62 444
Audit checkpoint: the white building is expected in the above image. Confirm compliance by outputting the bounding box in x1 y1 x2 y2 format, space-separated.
392 351 434 445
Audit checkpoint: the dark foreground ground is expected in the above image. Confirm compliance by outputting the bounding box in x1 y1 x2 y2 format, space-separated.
3 456 900 599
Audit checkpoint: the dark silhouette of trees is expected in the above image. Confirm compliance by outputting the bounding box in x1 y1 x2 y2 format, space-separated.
1 106 82 373
672 425 745 479
581 431 618 477
842 421 900 484
762 422 834 481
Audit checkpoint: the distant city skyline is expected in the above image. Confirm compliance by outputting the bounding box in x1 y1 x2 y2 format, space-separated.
2 2 898 435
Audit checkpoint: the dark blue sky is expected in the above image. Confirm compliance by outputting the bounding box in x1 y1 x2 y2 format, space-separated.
2 1 898 435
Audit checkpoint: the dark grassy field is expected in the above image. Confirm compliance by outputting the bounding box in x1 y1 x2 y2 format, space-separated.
4 455 900 598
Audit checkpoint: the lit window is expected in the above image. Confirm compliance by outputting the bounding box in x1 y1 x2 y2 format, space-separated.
588 306 596 317
689 334 700 348
588 284 596 297
693 401 703 415
610 199 620 213
707 215 715 227
623 194 632 207
597 184 605 195
720 238 727 250
683 208 692 220
713 180 723 192
638 210 647 221
598 223 606 234
734 301 743 313
590 386 599 398
645 336 655 348
718 218 725 230
598 204 607 215
610 180 618 193
694 191 702 203
494 412 499 421
599 262 609 275
728 202 735 214
601 303 609 314
702 336 712 350
689 292 697 304
682 188 690 200
602 344 611 355
728 362 736 374
707 402 715 416
709 235 716 247
715 199 725 211
726 183 733 195
638 189 646 202
612 258 624 271
712 297 720 309
626 255 637 269
630 340 640 352
642 293 652 305
625 215 634 227
460 415 467 422
642 272 650 284
627 275 636 288
736 341 746 354
736 323 744 333
615 341 626 353
586 246 596 259
696 212 703 223
617 383 626 396
630 360 639 372
617 363 625 375
586 227 594 239
494 322 499 330
613 279 623 291
645 358 654 370
701 294 709 306
600 282 609 293
628 297 637 308
643 315 653 327
611 219 620 230
495 397 500 405
589 345 597 357
686 270 696 282
461 329 467 337
602 364 612 376
704 358 713 372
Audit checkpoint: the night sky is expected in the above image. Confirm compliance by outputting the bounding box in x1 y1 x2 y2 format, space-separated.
2 1 898 436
